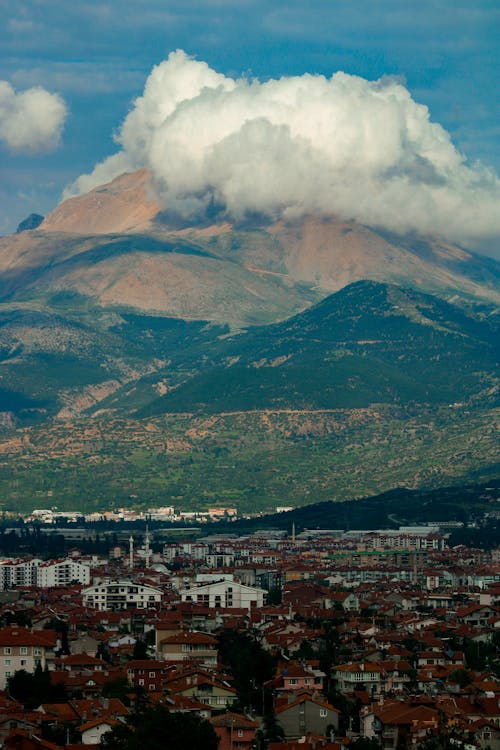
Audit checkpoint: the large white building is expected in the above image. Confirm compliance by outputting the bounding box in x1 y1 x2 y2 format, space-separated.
36 559 91 587
0 559 41 589
82 579 163 611
0 557 90 590
179 579 265 611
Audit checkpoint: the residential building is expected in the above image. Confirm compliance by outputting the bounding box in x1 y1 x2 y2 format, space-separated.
275 693 340 739
157 631 218 666
82 579 162 611
0 627 58 690
179 580 265 611
0 559 42 590
36 559 90 587
210 712 258 750
126 659 170 691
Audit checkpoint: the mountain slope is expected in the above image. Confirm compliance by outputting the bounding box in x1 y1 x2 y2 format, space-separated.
134 281 499 416
0 169 498 425
0 170 498 333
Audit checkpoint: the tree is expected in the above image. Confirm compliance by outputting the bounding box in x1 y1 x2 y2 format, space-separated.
217 629 275 712
449 668 472 688
99 704 218 750
266 586 282 605
8 665 67 709
132 639 148 660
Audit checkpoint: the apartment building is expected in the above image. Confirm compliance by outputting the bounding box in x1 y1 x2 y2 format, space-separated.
36 559 91 587
0 627 58 689
0 557 90 589
82 579 162 611
0 559 42 589
179 579 265 611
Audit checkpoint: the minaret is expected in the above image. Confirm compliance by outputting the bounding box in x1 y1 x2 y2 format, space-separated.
145 525 151 568
129 535 134 571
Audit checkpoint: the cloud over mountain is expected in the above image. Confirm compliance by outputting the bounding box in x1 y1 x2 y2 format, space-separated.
66 50 500 245
0 81 67 152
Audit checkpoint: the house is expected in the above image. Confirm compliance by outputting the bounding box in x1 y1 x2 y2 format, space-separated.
163 668 237 710
361 700 440 749
210 712 259 750
157 631 218 666
468 720 500 750
77 716 123 745
56 654 105 673
126 659 170 691
275 692 340 739
333 662 385 697
268 662 325 694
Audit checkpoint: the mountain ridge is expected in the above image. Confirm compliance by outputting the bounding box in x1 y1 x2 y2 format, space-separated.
0 172 497 513
1 169 498 333
130 280 499 417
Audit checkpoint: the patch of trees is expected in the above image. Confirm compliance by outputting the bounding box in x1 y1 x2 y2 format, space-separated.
99 704 218 750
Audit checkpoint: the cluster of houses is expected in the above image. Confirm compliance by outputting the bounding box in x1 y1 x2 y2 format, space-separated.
0 524 497 750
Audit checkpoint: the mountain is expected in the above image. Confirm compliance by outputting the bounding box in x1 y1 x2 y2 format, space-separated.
0 168 497 420
0 170 498 328
0 171 498 513
132 280 499 416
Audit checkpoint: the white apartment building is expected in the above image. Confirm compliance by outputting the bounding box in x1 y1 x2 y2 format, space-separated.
82 579 163 611
36 559 91 587
179 579 265 611
0 557 90 589
0 559 42 589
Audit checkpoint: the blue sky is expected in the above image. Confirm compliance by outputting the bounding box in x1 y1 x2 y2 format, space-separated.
1 0 499 253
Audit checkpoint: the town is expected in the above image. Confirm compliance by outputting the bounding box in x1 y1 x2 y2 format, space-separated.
0 516 498 750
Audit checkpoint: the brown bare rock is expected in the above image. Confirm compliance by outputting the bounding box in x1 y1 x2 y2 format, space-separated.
41 169 161 234
1 169 498 329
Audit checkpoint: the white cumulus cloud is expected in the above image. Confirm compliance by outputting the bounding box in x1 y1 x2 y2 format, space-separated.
66 50 500 245
0 81 67 152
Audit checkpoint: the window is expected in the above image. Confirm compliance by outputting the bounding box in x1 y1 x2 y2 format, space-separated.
320 708 328 717
3 648 11 655
5 671 11 678
138 679 144 686
20 659 27 666
34 648 41 656
238 730 243 737
149 672 156 677
20 647 28 655
4 659 10 666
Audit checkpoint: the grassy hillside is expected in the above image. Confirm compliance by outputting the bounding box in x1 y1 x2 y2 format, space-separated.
0 281 497 515
0 404 497 514
137 281 499 416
